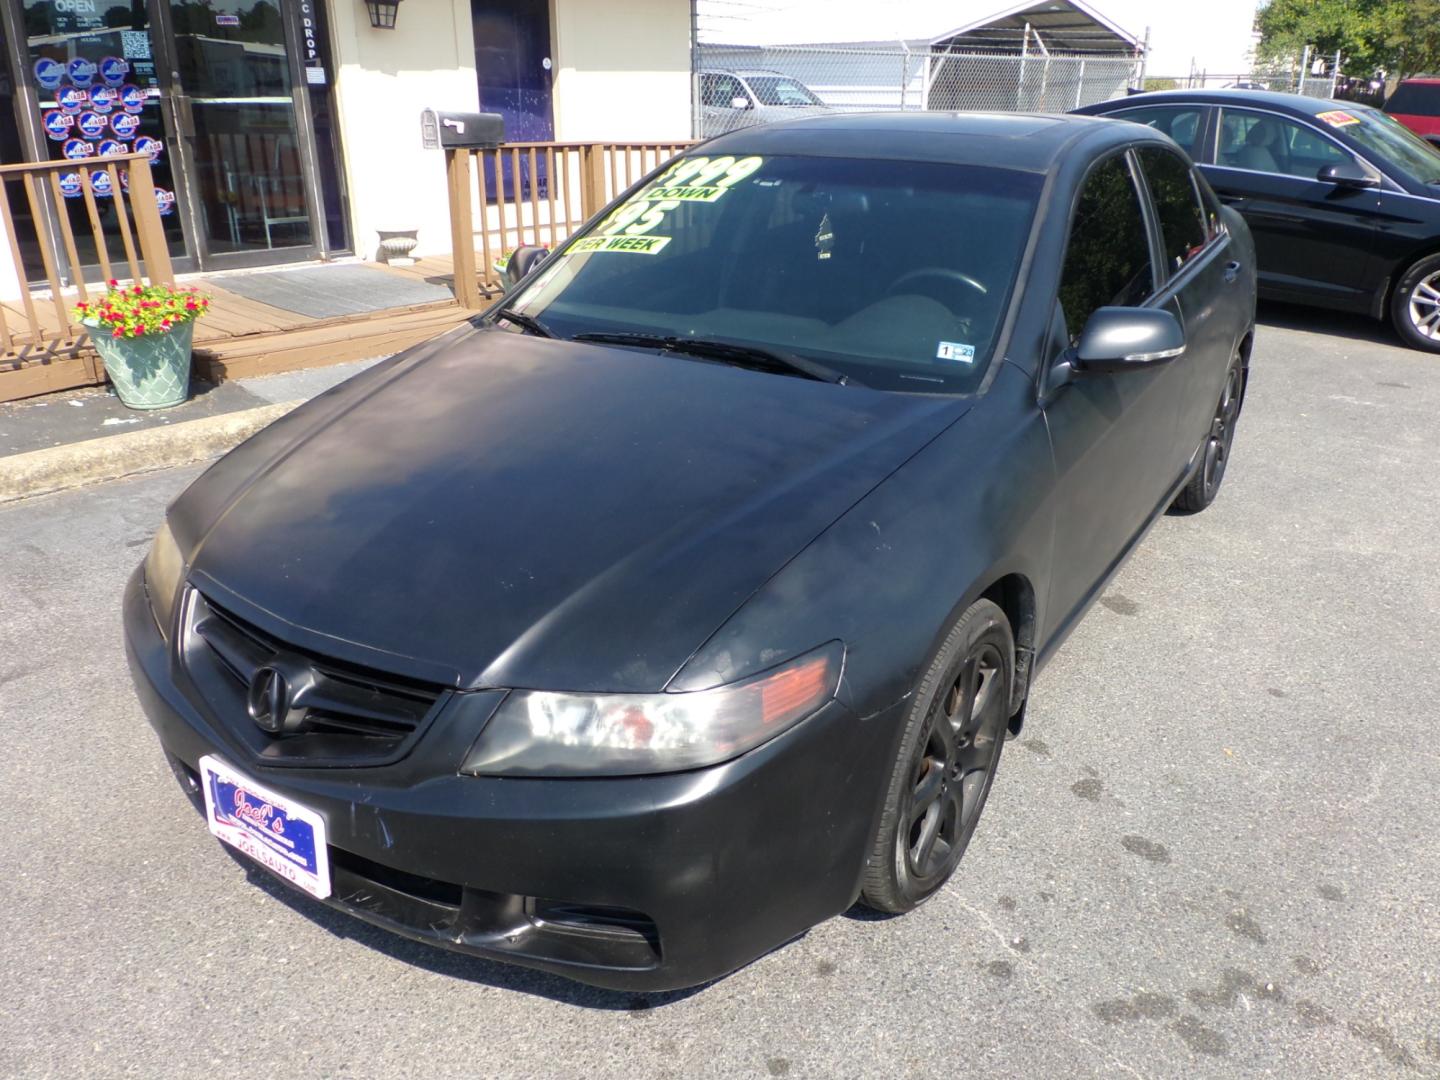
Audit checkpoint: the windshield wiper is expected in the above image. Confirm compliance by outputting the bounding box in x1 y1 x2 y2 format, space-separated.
490 307 555 338
572 332 852 385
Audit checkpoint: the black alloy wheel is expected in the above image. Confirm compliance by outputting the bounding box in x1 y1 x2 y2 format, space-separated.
1172 356 1244 514
862 599 1013 913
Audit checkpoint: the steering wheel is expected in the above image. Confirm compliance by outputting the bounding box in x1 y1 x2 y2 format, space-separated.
885 267 988 302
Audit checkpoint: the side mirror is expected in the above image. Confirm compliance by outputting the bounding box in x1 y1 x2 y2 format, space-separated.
1075 307 1185 373
504 245 548 291
730 95 751 110
1317 161 1379 188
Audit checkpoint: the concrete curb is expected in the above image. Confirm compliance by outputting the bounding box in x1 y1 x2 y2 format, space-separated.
0 400 299 504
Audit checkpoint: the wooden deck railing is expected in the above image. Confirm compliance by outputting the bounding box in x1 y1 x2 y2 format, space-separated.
0 153 175 388
0 141 692 403
446 140 694 308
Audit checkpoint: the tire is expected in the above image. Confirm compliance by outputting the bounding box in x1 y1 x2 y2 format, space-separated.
1171 354 1245 515
860 599 1013 914
1390 253 1440 353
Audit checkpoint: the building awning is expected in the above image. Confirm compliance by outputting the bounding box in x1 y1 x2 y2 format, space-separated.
931 0 1141 56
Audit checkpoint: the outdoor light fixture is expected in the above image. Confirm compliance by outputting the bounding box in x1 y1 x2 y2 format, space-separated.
364 0 401 29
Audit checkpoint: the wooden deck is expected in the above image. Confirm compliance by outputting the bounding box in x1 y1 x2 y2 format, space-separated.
0 255 495 404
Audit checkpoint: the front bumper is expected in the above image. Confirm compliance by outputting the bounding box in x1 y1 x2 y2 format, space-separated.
123 567 897 991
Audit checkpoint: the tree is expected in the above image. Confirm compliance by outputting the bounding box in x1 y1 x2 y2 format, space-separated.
1381 0 1440 78
1256 0 1440 79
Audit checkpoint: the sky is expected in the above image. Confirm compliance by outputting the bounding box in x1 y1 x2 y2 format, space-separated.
696 0 1264 79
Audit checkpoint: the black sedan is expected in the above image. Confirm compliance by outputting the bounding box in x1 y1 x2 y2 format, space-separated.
1077 89 1440 352
124 112 1256 992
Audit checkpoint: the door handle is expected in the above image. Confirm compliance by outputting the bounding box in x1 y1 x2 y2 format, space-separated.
1219 194 1248 208
1223 260 1241 283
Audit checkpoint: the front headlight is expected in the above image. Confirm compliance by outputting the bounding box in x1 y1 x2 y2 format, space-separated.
462 643 843 777
143 520 184 639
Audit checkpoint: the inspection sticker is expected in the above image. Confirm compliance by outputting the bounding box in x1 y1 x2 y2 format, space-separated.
570 234 672 255
936 341 976 363
1316 110 1360 128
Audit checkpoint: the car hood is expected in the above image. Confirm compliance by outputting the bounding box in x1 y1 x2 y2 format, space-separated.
184 330 966 692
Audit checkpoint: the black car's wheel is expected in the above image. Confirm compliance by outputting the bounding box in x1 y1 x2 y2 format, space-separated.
1391 253 1440 353
861 599 1013 914
1171 355 1245 515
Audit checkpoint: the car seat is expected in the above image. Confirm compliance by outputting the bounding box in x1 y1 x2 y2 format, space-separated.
1236 121 1282 173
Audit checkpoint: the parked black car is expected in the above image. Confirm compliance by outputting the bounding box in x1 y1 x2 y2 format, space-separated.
1077 89 1440 352
124 112 1256 992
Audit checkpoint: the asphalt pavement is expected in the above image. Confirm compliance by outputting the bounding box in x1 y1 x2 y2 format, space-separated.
2 307 1438 1079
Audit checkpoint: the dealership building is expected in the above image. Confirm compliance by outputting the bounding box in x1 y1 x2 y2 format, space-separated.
0 0 693 278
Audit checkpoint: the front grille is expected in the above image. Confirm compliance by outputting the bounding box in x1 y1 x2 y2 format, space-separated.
180 587 447 767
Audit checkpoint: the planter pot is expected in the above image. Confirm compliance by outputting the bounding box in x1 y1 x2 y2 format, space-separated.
85 318 195 410
376 227 419 266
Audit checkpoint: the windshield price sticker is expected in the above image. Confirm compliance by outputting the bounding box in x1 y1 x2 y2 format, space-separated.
1317 110 1360 128
571 235 672 255
565 156 764 257
639 184 729 203
652 155 764 190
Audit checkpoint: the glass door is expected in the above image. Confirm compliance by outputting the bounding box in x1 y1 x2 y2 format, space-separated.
166 0 322 266
8 0 191 278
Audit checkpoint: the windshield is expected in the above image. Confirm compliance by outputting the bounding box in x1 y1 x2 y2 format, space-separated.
744 76 824 107
1323 105 1440 184
1385 83 1440 117
506 154 1041 393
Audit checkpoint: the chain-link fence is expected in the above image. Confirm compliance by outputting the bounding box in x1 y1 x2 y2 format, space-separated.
695 44 1143 138
1148 73 1338 99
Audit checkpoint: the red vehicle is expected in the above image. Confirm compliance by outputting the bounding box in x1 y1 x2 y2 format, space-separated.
1385 78 1440 146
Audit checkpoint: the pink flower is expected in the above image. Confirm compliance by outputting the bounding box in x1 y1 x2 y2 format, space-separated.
133 325 145 335
111 327 123 338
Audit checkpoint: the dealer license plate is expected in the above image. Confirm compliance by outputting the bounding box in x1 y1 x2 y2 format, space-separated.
199 755 331 899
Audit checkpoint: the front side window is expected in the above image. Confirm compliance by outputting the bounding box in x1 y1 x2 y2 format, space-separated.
506 154 1042 393
1217 109 1350 178
1138 147 1209 272
1111 105 1204 156
743 76 823 107
1057 155 1154 343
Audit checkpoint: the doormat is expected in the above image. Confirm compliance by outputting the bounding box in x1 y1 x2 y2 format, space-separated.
215 264 455 319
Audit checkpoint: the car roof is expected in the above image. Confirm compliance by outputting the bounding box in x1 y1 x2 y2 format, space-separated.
1397 77 1440 86
701 110 1164 174
1081 87 1375 118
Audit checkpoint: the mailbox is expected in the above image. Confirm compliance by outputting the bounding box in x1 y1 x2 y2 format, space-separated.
420 109 505 150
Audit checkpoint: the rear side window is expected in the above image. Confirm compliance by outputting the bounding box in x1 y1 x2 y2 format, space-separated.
1196 177 1225 241
1137 147 1209 272
1111 105 1204 156
1057 155 1154 343
1386 83 1440 117
702 73 746 108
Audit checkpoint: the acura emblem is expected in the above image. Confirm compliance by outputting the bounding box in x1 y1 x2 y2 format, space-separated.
247 665 291 732
246 657 315 734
